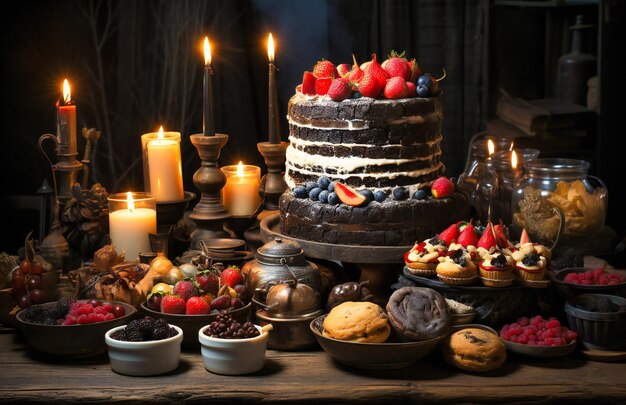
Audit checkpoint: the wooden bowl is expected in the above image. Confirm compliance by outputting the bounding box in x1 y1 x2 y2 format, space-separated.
310 314 444 370
500 336 577 358
16 300 136 357
139 302 252 347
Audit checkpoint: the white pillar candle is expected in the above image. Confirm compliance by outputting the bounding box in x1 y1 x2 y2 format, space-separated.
222 162 261 216
109 192 157 261
147 126 184 202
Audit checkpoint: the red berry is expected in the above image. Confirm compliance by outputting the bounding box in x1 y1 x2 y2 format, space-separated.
313 60 335 79
509 335 518 343
105 313 115 321
327 78 353 101
518 317 529 327
517 334 528 344
31 261 44 275
79 304 93 315
383 77 409 99
301 71 317 96
87 313 98 323
363 54 389 89
382 55 411 80
431 177 455 199
111 304 125 318
315 77 332 96
358 71 384 98
406 81 416 97
546 319 561 329
20 259 32 274
26 275 42 290
528 340 537 346
336 63 350 78
220 266 244 289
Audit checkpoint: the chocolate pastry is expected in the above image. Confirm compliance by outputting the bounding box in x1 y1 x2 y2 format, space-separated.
386 287 450 341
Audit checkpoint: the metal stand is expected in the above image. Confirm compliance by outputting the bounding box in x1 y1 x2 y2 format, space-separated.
188 133 232 249
38 133 83 202
257 141 289 210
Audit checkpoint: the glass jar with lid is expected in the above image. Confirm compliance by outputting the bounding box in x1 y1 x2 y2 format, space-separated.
511 159 607 250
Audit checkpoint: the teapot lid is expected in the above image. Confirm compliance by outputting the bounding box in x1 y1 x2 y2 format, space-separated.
257 237 305 265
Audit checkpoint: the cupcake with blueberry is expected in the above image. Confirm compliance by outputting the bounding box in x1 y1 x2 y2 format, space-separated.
478 251 515 287
404 237 447 277
511 248 547 282
436 247 477 285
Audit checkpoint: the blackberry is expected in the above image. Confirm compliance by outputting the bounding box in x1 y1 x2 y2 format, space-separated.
522 253 541 267
551 248 584 272
429 237 445 246
55 298 72 318
595 297 617 313
125 328 145 342
491 255 508 268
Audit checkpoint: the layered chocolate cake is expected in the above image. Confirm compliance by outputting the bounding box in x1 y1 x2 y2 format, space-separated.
279 55 469 246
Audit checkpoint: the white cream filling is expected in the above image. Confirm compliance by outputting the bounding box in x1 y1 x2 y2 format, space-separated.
288 135 442 150
287 111 441 132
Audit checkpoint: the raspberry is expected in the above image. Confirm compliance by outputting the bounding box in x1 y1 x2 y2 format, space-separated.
537 341 547 347
524 328 535 337
78 314 89 324
105 313 115 320
512 327 524 336
102 304 113 312
544 337 555 345
581 279 592 285
563 273 578 283
518 317 529 327
87 313 98 323
566 331 577 342
501 330 512 340
501 325 510 333
544 328 557 338
63 317 76 325
528 340 537 346
517 334 529 344
510 322 519 330
546 319 560 329
79 304 93 315
70 302 81 311
509 335 518 343
552 337 564 346
96 313 106 322
598 275 609 285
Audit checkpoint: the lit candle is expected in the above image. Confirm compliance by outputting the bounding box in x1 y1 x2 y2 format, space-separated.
203 36 216 136
267 33 280 144
109 192 157 261
221 162 261 216
56 79 77 156
147 126 184 202
487 139 495 160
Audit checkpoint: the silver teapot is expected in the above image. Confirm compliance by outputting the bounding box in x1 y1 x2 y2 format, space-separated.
243 237 322 299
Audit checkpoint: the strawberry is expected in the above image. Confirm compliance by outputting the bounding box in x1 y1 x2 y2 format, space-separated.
358 72 384 98
381 51 411 81
520 228 531 244
384 77 409 99
186 296 210 315
348 54 364 84
173 280 198 302
220 266 243 288
302 71 317 96
406 81 417 97
477 222 497 250
457 220 478 248
315 77 333 95
327 78 353 101
295 84 302 93
337 63 350 78
439 223 460 247
494 224 509 248
160 295 185 314
363 54 388 89
408 58 422 82
431 176 455 198
313 59 335 78
195 271 220 295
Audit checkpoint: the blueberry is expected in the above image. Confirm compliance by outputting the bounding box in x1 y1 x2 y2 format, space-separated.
318 190 330 203
374 190 387 203
416 84 430 98
393 187 408 200
309 187 322 201
412 189 427 200
360 189 374 205
352 91 362 99
305 181 318 192
327 192 339 205
417 73 434 87
318 176 331 190
327 182 336 193
293 186 308 199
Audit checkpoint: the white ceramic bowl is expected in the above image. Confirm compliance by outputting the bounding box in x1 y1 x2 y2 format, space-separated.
105 324 183 376
198 324 268 375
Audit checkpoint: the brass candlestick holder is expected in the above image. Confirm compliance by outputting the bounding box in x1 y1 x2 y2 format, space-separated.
188 133 232 248
257 141 289 211
38 133 83 202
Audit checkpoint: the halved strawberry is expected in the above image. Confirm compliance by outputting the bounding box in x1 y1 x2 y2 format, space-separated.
520 228 531 244
302 71 317 95
476 222 497 250
315 77 333 95
457 219 478 247
494 224 509 248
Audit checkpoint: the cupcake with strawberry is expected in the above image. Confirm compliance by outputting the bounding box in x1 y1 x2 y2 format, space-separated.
478 251 515 287
514 229 552 261
404 237 447 276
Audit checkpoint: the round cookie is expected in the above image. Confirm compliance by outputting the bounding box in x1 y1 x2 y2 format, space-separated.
442 328 506 372
386 287 450 341
322 301 390 343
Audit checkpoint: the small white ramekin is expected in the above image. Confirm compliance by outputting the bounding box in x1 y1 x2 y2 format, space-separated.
198 324 268 375
105 324 183 376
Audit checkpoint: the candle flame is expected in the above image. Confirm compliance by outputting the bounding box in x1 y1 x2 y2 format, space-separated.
126 192 135 211
204 36 211 66
267 33 275 63
158 125 164 139
62 79 71 104
487 139 495 156
511 150 518 170
237 161 244 176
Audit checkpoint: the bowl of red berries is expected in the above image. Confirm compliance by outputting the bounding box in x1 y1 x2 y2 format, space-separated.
16 298 136 357
552 267 626 299
499 315 578 357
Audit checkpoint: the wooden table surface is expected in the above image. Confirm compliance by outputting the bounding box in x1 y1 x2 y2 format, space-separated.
0 332 625 403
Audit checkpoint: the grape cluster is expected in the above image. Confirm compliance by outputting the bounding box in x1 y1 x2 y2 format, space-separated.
111 316 176 342
203 314 259 339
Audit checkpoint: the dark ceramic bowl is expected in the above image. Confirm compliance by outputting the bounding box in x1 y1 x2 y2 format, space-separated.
310 314 444 370
139 302 252 347
551 267 626 299
565 294 626 350
16 300 136 357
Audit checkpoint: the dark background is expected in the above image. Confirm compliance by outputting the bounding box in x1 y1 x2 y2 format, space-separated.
1 0 624 253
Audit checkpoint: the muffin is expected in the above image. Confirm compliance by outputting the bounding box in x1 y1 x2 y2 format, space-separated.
511 244 547 282
436 248 477 285
322 301 390 343
442 328 507 372
404 238 447 276
478 251 515 287
386 287 450 341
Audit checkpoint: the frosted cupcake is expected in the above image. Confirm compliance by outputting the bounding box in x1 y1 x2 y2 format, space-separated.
478 251 515 287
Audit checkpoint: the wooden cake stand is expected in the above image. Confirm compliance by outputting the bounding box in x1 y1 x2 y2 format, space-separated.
260 213 411 304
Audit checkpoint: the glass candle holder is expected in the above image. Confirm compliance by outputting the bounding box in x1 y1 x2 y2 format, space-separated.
221 164 262 216
108 192 157 261
141 130 181 194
